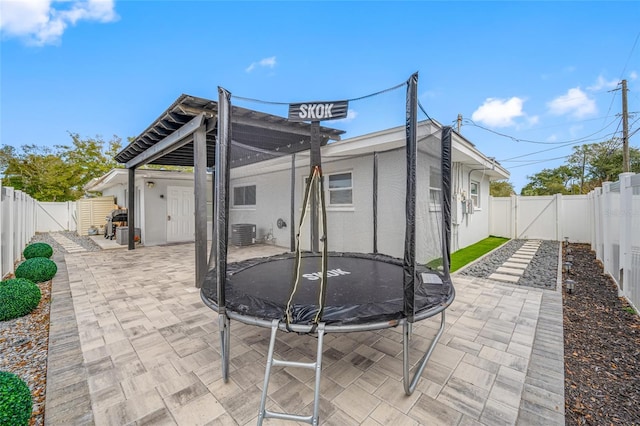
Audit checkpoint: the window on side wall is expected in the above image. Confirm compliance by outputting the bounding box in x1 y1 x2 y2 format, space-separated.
429 167 442 211
470 181 479 208
328 172 352 205
233 184 256 207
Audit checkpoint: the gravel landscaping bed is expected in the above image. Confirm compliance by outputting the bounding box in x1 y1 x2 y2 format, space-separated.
562 244 640 425
458 239 560 289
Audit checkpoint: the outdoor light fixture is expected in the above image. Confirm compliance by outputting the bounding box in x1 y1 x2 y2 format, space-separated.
567 255 574 263
563 261 572 273
565 279 575 294
564 237 569 246
147 181 155 189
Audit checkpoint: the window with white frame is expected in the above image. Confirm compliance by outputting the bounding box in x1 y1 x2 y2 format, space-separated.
303 172 353 206
429 167 442 210
328 172 352 205
470 181 479 208
233 184 256 207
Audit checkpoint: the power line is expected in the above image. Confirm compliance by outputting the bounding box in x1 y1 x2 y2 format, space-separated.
463 117 619 145
619 30 640 81
498 130 622 163
507 155 571 169
499 141 578 162
417 100 433 122
231 80 406 106
514 114 621 131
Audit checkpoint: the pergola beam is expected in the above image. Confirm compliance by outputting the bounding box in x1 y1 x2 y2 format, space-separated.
125 113 205 169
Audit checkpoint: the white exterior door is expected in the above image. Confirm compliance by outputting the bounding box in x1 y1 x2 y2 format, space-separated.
167 186 194 242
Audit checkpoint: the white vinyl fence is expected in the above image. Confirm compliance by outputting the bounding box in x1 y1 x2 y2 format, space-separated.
490 172 640 312
489 193 591 243
1 180 78 279
589 172 640 312
1 181 37 279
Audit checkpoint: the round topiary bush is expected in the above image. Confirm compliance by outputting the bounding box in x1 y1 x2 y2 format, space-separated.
23 242 53 260
0 278 42 321
0 371 32 426
14 258 57 283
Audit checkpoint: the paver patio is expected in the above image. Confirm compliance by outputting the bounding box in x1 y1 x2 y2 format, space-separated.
45 242 565 425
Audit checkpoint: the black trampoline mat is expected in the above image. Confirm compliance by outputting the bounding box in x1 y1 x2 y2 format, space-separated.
229 255 402 305
202 252 453 325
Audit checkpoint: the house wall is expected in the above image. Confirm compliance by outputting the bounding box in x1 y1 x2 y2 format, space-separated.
144 178 213 246
229 154 379 254
450 162 492 252
229 148 447 261
230 169 292 247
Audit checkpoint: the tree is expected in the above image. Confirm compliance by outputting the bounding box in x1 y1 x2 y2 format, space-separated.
522 139 640 195
57 133 122 194
1 134 123 201
490 181 515 197
0 145 17 174
567 139 640 193
521 165 577 196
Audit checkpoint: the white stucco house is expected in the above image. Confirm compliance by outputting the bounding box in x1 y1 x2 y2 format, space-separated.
85 119 508 254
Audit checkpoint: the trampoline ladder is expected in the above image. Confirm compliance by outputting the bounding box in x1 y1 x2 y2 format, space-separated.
257 319 326 426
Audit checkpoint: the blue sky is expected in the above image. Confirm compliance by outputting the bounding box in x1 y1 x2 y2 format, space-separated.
1 1 638 192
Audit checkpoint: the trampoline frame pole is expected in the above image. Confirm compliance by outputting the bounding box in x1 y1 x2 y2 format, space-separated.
402 310 446 395
219 314 230 382
309 121 321 253
403 72 418 323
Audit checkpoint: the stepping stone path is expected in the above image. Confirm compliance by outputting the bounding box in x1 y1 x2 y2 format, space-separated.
49 232 87 253
488 239 541 284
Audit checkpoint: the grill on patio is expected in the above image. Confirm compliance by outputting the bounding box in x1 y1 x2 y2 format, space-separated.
104 209 127 240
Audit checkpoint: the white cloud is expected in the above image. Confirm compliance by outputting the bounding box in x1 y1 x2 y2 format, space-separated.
0 0 118 46
587 75 618 91
420 90 437 99
630 71 638 81
547 87 597 118
471 97 525 128
527 115 540 126
331 109 358 124
246 56 277 73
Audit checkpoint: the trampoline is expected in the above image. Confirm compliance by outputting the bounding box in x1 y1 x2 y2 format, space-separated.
201 252 453 328
200 73 455 425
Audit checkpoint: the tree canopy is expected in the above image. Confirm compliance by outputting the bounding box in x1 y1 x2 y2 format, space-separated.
490 180 515 197
521 139 640 196
1 133 122 201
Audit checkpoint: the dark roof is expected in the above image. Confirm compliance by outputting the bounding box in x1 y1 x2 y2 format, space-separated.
115 94 345 168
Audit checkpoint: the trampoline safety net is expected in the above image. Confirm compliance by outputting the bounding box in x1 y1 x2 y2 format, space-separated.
202 73 453 328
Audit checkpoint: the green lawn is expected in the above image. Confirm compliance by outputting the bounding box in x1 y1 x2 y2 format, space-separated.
449 236 510 272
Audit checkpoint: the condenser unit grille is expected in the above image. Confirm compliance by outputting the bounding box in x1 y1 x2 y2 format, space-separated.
231 224 256 246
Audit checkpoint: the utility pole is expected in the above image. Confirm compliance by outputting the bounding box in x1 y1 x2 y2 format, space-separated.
457 114 462 133
580 148 586 194
622 79 629 172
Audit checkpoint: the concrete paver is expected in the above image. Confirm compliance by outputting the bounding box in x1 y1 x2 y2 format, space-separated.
45 241 564 425
502 262 527 270
495 267 526 276
488 273 521 283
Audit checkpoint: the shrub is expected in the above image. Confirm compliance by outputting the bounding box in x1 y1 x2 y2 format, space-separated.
14 258 57 283
0 371 32 426
23 242 53 260
0 279 41 321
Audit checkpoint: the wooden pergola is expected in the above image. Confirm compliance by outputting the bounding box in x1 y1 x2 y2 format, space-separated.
114 93 343 287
